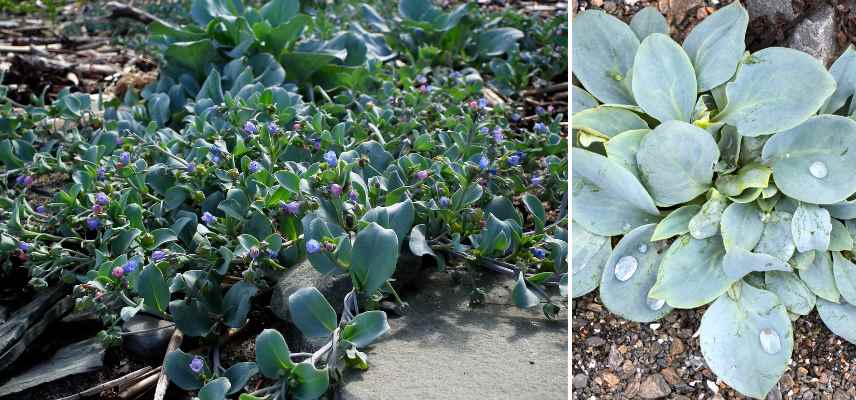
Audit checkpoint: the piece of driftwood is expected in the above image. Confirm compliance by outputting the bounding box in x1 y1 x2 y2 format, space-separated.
105 1 171 27
56 366 153 400
118 368 162 400
153 329 184 400
10 54 120 77
0 338 105 397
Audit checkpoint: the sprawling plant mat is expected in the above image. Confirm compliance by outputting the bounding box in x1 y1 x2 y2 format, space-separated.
0 0 568 398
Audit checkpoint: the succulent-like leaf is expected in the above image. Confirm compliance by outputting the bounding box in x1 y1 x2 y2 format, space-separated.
255 329 293 378
649 234 734 308
632 33 697 122
816 299 856 344
599 224 671 322
720 202 764 251
699 282 793 399
341 310 390 347
604 129 647 178
762 115 856 204
754 211 796 263
681 1 748 91
651 204 699 241
765 271 816 315
791 203 832 253
715 47 835 137
832 252 856 305
571 106 648 142
636 120 719 206
288 287 337 337
571 222 611 298
572 85 598 113
572 10 639 104
629 7 667 40
821 45 856 114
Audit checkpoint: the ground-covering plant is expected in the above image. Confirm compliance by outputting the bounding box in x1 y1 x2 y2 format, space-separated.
573 3 856 398
0 0 568 398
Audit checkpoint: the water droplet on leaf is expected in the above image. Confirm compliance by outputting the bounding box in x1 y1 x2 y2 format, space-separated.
646 296 665 311
759 328 782 354
809 161 828 179
637 244 648 254
614 256 638 282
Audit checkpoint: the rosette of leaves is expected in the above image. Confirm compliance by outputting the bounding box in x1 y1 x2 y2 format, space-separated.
572 3 856 398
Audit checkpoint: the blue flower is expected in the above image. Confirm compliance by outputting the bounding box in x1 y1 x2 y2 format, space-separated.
18 242 30 252
510 113 521 122
508 154 522 166
415 75 427 85
151 250 166 261
439 196 450 208
243 121 258 135
281 201 300 215
479 127 489 135
119 152 131 165
123 259 139 274
186 162 196 173
16 175 34 186
97 167 106 180
323 150 337 167
535 106 546 116
248 246 260 259
478 98 488 109
189 356 204 374
493 130 504 143
531 248 547 259
210 146 220 156
248 161 262 174
36 205 47 214
201 211 216 225
531 175 543 185
95 192 109 205
349 191 358 202
534 122 547 133
267 122 279 134
478 155 489 170
449 71 462 79
86 217 100 231
306 239 322 254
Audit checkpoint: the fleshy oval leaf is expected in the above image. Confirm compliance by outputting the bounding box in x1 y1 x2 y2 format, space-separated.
699 281 793 399
571 222 611 298
720 202 764 251
572 10 639 104
765 271 816 316
791 203 832 253
816 299 856 344
629 7 668 40
651 204 700 241
631 33 697 122
799 251 840 303
682 1 748 91
649 234 735 308
599 224 672 322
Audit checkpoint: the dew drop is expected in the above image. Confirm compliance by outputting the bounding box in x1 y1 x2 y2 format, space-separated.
759 328 782 354
614 256 638 282
621 223 632 232
809 161 828 179
637 244 648 254
646 296 665 311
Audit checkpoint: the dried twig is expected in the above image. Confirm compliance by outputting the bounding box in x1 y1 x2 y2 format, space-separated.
57 366 154 400
118 368 162 400
153 329 184 400
105 1 172 27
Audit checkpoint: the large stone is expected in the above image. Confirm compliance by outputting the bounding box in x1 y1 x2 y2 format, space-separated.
270 260 353 323
0 338 105 398
745 0 798 22
122 313 176 359
788 4 838 66
338 272 568 399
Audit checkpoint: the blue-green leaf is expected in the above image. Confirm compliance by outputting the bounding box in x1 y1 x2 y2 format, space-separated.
632 33 697 122
288 287 337 337
255 329 293 378
682 1 748 91
572 10 639 104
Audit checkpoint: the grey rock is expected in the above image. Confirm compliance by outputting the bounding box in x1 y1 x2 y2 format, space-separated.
339 272 567 399
745 0 797 21
0 338 104 398
607 345 623 370
766 383 783 400
573 373 589 389
638 374 672 399
788 4 838 67
0 294 72 373
270 260 353 323
122 314 175 359
585 336 606 347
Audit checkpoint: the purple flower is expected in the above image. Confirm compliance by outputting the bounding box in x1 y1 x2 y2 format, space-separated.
248 161 262 174
116 136 125 146
425 85 433 92
211 155 221 164
243 121 258 135
323 150 337 167
306 239 321 254
281 201 301 215
349 191 358 202
415 75 427 85
189 356 204 374
535 106 546 116
112 266 125 278
248 246 260 259
439 196 450 208
267 122 279 134
123 259 139 274
151 250 166 262
531 175 543 185
450 71 462 79
329 183 343 197
92 204 103 214
419 85 428 93
508 154 521 166
478 156 489 170
493 130 504 143
119 152 131 165
531 248 547 259
534 122 547 133
201 211 216 225
312 138 321 151
468 100 478 110
97 167 106 180
478 98 488 109
186 162 196 173
36 205 47 214
415 170 429 180
479 127 489 135
18 242 30 252
16 175 34 187
86 217 100 231
95 192 109 205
